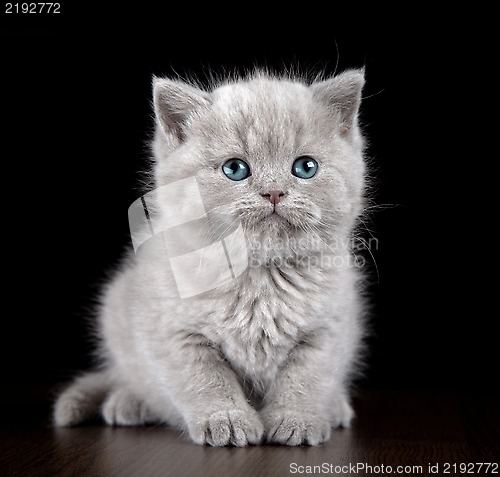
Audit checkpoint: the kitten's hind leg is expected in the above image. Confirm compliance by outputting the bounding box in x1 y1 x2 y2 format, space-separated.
102 387 157 426
53 371 109 426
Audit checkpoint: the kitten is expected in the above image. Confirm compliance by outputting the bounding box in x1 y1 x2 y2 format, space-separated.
54 68 368 446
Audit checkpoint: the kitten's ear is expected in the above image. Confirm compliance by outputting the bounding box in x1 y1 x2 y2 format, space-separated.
311 69 365 133
153 78 211 141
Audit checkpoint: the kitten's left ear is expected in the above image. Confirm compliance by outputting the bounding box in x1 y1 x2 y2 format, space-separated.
311 68 365 133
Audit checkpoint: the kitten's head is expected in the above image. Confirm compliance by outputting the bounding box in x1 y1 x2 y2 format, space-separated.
151 70 366 257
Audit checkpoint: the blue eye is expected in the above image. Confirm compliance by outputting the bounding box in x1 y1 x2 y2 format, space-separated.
222 159 251 181
292 156 318 179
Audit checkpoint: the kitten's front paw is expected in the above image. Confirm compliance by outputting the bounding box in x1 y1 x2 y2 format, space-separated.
263 410 331 446
188 409 264 447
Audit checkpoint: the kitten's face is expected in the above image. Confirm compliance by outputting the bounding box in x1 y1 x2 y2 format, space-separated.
153 72 365 254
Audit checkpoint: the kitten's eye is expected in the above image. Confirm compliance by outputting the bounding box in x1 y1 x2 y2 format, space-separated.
291 156 318 179
222 159 251 181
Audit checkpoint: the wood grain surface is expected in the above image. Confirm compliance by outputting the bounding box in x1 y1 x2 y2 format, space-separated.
1 389 498 477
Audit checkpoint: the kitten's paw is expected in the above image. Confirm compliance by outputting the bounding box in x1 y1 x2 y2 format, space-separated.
188 409 264 447
263 410 331 446
102 388 153 426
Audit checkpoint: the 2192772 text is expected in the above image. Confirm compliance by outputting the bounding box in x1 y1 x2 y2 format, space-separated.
4 2 60 13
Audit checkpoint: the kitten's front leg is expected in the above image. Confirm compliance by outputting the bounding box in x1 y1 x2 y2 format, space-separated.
165 334 263 447
261 336 353 446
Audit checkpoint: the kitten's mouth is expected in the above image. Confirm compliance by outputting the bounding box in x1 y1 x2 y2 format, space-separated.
245 203 317 231
263 206 289 223
268 212 285 221
270 207 281 216
250 206 285 226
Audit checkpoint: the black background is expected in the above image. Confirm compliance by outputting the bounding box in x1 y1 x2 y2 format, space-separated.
1 8 496 394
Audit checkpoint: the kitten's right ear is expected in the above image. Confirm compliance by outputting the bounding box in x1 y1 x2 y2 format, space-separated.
153 78 211 142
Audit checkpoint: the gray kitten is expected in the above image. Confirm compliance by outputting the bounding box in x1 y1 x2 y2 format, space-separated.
54 68 368 446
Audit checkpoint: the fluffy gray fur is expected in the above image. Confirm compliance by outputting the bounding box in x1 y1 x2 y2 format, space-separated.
54 68 368 446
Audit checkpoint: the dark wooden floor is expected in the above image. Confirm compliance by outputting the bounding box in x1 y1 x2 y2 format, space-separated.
1 388 498 477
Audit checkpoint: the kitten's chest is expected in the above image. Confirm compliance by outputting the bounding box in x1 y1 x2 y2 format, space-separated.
207 267 324 386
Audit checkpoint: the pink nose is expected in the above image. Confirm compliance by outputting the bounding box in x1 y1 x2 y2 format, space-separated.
261 190 285 205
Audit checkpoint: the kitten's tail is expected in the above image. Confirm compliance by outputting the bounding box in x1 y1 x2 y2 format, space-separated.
53 371 110 426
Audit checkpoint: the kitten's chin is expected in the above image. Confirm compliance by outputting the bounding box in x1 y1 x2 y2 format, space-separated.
255 213 313 242
265 211 286 223
258 209 291 229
